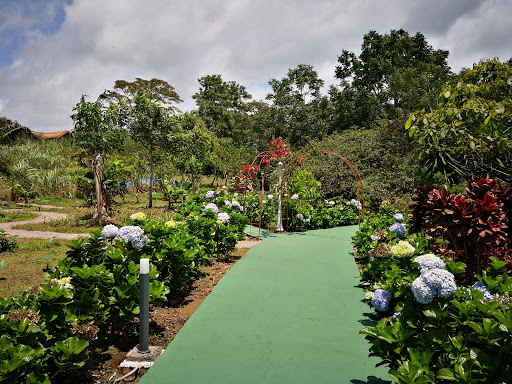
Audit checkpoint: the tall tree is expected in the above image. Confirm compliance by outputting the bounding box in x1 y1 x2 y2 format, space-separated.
266 64 331 148
71 95 127 156
103 77 183 114
165 112 215 188
332 29 451 129
130 90 169 208
406 59 512 184
192 74 252 142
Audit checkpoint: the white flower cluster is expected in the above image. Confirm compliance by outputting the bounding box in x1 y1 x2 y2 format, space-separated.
101 224 119 239
413 253 446 273
412 268 457 304
390 240 415 257
217 212 230 224
204 203 219 214
350 199 362 210
51 276 73 290
205 191 215 199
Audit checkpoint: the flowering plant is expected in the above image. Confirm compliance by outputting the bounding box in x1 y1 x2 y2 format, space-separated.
118 225 149 249
204 203 219 214
371 289 392 311
411 268 457 304
217 212 230 224
130 212 146 221
389 222 406 237
101 224 119 239
350 199 362 210
390 240 415 257
205 190 215 199
233 164 260 193
393 213 404 221
413 253 445 273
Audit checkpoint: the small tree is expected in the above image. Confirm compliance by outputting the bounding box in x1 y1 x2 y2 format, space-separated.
71 95 127 223
165 112 215 189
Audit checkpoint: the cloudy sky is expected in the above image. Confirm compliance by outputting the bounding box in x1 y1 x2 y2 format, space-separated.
1 0 511 132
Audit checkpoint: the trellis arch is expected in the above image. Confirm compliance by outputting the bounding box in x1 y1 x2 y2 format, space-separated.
242 149 365 239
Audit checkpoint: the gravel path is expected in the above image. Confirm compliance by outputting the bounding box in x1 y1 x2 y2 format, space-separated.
1 208 261 247
0 209 89 240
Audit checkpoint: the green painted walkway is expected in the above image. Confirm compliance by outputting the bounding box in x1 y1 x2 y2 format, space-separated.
140 226 390 384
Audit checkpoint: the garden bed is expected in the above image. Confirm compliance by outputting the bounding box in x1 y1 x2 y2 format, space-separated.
55 247 249 384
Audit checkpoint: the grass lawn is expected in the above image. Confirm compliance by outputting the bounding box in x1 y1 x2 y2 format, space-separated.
0 210 39 222
0 237 72 297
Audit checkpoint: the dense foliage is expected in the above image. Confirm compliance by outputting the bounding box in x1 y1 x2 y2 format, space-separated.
407 59 512 184
353 180 512 383
0 189 248 383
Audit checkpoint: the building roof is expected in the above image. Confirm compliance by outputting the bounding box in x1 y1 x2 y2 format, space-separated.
30 131 71 140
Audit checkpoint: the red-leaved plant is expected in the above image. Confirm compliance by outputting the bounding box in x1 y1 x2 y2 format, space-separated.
409 179 511 283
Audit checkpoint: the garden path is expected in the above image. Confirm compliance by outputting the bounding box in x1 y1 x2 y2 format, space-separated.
0 210 260 248
0 209 87 240
139 225 391 384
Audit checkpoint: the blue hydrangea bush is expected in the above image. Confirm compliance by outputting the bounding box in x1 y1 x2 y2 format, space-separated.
355 208 512 383
0 189 250 383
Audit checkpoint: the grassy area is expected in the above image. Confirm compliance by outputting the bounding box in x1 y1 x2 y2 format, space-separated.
12 218 100 233
0 210 39 222
0 238 72 297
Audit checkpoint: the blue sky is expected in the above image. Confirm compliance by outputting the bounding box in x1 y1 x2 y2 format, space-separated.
0 0 70 67
1 0 511 132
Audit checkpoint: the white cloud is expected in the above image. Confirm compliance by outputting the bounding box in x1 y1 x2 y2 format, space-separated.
0 0 511 132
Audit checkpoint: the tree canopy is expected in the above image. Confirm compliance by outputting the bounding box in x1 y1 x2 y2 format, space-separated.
104 78 183 113
265 64 330 148
406 58 512 184
332 28 452 128
192 74 252 141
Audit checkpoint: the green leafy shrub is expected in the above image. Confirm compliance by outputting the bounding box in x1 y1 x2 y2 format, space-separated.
0 229 17 253
355 199 512 383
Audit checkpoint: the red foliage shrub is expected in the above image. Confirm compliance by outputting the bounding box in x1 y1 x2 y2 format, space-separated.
409 179 511 282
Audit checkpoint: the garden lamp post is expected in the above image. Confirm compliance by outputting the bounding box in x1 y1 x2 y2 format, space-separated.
276 161 284 232
138 258 150 354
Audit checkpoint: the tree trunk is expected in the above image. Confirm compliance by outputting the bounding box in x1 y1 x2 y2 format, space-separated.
149 146 153 208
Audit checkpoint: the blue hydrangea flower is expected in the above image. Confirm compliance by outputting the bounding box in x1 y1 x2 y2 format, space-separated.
412 268 457 304
291 194 299 200
118 226 148 249
393 213 404 221
350 199 362 210
217 212 230 224
204 203 219 214
101 224 119 239
371 289 392 311
471 281 494 301
392 311 401 319
131 235 149 250
224 200 232 207
118 226 144 241
205 191 215 199
389 223 406 237
413 254 446 273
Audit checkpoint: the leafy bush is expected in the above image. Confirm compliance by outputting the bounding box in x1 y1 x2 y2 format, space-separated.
409 179 511 282
354 196 512 383
0 229 17 253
